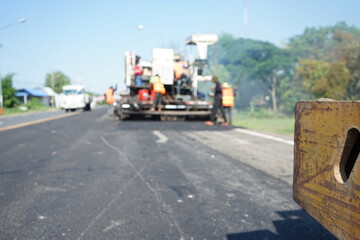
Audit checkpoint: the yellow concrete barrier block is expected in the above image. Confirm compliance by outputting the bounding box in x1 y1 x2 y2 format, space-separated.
293 100 360 240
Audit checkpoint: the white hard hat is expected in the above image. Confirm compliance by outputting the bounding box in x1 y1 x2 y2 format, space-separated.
222 82 231 88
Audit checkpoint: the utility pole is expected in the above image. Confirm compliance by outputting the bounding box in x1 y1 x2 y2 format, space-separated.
50 72 55 107
243 0 248 38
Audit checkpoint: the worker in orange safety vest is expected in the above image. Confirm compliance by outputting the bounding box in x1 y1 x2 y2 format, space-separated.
222 82 235 125
150 75 165 111
105 85 117 115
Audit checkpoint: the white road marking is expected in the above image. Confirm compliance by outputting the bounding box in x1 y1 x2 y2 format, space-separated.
103 220 123 232
235 128 294 145
213 131 249 144
153 130 168 143
42 186 67 192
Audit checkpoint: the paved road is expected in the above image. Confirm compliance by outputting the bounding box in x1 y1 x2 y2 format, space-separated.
0 108 335 240
0 110 75 130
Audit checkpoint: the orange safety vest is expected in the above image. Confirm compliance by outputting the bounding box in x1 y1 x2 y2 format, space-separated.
105 88 115 104
153 80 165 95
222 88 234 107
174 62 185 79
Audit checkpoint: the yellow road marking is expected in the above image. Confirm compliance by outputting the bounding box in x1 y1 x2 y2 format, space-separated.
0 112 80 132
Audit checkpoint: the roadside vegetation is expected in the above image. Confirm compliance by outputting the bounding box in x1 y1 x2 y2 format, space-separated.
3 98 56 116
232 110 295 136
205 22 360 136
209 22 360 115
3 106 55 116
44 71 71 93
1 73 58 116
0 71 99 116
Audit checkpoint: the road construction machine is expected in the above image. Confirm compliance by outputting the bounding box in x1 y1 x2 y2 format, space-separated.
115 33 218 121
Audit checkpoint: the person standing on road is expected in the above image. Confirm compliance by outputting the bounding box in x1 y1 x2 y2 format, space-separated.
105 85 117 115
205 76 228 126
222 82 235 125
150 75 165 111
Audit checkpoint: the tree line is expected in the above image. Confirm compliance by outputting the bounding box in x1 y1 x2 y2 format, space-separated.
1 71 71 108
209 22 360 114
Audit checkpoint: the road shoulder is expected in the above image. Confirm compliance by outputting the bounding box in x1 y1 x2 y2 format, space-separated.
182 128 294 185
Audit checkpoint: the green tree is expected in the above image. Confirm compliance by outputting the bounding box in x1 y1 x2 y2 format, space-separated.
288 23 360 100
45 71 71 93
211 24 360 113
211 36 267 109
212 34 250 83
1 73 18 108
290 25 360 99
330 30 360 99
296 59 350 99
211 34 296 112
218 37 293 112
249 45 293 112
212 64 230 83
288 22 360 61
347 50 360 99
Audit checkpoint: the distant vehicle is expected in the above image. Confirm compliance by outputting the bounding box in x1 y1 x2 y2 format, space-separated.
59 85 91 112
116 33 218 121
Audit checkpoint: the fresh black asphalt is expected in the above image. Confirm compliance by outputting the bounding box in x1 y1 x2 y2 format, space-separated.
0 108 335 239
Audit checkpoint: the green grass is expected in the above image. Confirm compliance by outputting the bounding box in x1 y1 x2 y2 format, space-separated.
2 106 56 116
232 111 295 136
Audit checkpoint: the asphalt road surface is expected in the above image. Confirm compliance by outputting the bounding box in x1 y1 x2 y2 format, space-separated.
0 110 68 129
0 108 336 240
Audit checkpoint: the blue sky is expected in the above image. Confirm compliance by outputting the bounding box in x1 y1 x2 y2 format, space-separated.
0 0 359 94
